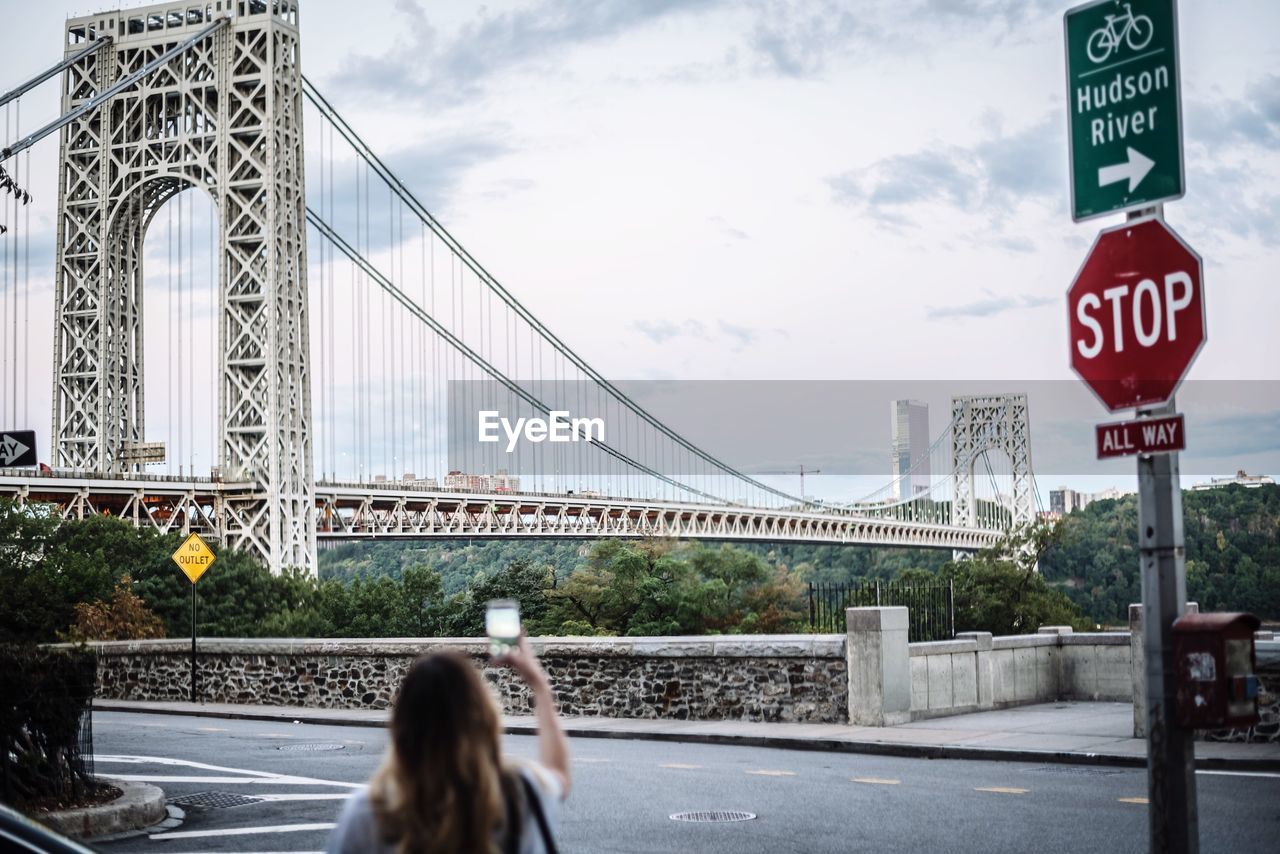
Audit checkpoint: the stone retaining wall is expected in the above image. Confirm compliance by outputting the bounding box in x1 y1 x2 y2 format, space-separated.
90 636 849 724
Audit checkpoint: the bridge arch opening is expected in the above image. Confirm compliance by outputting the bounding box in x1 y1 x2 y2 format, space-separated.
139 181 219 477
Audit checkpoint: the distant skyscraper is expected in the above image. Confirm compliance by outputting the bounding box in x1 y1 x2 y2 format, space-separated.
891 400 930 501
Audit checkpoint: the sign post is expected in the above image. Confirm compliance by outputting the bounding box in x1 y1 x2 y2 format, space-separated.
1135 395 1197 853
171 533 216 703
1067 202 1203 851
1064 0 1184 221
1065 5 1201 844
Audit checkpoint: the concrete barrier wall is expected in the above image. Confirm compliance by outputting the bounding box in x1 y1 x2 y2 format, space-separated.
904 629 1132 720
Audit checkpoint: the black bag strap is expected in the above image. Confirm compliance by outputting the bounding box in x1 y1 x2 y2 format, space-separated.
519 772 559 854
500 771 523 854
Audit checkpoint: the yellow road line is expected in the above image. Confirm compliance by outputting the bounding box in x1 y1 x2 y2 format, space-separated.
852 777 900 785
660 763 701 769
748 769 797 777
974 786 1029 794
1119 797 1149 805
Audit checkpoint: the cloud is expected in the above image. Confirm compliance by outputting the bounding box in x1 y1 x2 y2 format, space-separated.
306 127 515 255
1189 410 1280 459
632 319 707 343
1189 73 1280 150
913 0 1061 31
746 0 873 77
927 293 1054 319
1179 163 1280 246
631 317 777 351
708 215 750 241
334 0 720 107
828 113 1064 229
717 320 759 346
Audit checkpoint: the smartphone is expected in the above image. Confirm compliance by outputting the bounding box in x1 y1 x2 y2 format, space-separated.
485 599 521 657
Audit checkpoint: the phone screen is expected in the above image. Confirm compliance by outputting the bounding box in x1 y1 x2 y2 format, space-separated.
485 599 521 656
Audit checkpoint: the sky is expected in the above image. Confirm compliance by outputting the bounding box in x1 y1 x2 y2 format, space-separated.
0 0 1277 501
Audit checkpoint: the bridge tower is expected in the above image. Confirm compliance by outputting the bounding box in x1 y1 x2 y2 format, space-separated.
50 1 313 574
950 393 1035 531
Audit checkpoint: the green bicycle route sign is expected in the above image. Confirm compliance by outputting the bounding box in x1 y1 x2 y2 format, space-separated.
1064 0 1184 221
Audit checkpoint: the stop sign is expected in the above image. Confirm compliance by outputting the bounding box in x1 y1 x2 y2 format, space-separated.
1067 217 1205 412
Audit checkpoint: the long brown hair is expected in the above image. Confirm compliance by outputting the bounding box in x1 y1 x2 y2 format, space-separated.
369 652 519 853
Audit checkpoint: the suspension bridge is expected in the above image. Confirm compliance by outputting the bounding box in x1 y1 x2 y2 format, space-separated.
0 1 1035 575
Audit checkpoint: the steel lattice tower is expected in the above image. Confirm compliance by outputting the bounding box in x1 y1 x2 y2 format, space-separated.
50 0 314 574
950 393 1035 530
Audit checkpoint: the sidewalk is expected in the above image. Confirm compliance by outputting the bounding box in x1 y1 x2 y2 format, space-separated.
95 699 1280 771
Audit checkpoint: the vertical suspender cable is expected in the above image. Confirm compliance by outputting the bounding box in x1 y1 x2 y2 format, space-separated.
21 147 30 425
317 111 326 480
177 189 184 475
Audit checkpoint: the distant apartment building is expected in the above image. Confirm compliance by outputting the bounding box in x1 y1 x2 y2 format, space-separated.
1192 470 1276 491
891 400 930 501
1050 486 1086 514
1050 485 1134 514
443 469 522 493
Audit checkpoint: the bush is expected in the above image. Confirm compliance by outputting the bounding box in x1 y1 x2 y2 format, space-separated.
0 645 103 810
62 575 167 642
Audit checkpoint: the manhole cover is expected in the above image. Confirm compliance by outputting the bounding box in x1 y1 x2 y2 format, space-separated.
168 791 263 811
278 742 346 752
670 810 756 823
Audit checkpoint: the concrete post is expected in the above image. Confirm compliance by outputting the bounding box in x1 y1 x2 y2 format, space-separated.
1130 602 1197 737
846 607 911 726
958 631 994 710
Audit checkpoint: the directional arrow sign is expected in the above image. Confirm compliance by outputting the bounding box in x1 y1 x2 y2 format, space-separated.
1064 0 1184 221
1098 146 1155 193
0 430 37 467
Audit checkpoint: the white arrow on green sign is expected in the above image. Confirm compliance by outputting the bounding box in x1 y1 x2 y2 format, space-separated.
1064 0 1184 221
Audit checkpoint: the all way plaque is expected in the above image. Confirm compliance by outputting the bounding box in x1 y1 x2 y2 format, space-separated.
1096 413 1185 459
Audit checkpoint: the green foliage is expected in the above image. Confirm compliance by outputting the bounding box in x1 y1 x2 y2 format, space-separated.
0 644 102 809
545 541 806 636
1040 484 1280 623
943 523 1088 636
63 575 167 642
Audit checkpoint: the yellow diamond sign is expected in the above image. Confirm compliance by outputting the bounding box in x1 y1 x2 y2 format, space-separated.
172 533 216 584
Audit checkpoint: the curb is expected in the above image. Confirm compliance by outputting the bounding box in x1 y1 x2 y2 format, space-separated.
95 702 1280 772
39 778 166 841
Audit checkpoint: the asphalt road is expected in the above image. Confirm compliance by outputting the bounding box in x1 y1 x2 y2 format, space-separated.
92 711 1280 853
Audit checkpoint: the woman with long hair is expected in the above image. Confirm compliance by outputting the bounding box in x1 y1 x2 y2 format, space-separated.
327 636 569 853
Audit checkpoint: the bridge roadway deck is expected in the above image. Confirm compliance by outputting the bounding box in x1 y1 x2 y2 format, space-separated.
0 471 1001 550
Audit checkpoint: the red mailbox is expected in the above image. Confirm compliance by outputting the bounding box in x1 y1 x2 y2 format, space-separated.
1172 612 1261 729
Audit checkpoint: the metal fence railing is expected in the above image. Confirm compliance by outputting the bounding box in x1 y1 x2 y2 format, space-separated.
808 579 955 642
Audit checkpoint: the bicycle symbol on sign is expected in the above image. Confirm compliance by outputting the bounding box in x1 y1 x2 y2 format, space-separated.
1086 3 1154 64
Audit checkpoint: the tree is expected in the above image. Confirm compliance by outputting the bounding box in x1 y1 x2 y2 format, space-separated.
948 523 1087 636
448 559 554 637
63 575 167 641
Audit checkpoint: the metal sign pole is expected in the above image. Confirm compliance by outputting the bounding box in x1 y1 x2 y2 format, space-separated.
190 583 197 703
1137 393 1198 852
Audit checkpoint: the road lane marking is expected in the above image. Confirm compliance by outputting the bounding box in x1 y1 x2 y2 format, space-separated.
574 758 611 764
660 763 702 770
747 769 797 777
196 727 226 732
150 822 337 840
108 775 283 784
1196 770 1280 779
1119 797 1149 804
852 777 900 785
93 755 361 789
974 787 1029 794
255 793 352 802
